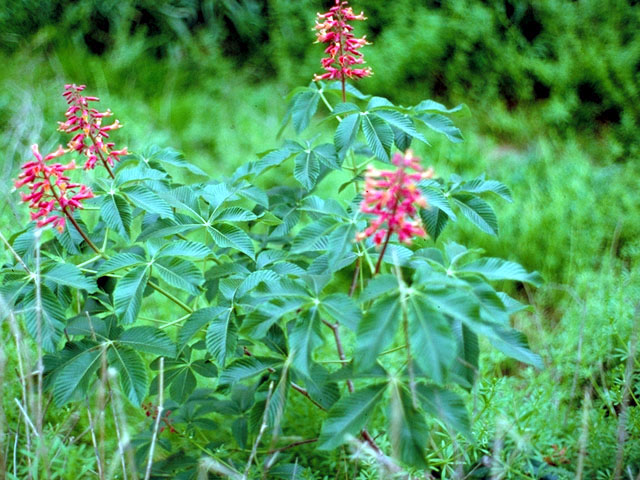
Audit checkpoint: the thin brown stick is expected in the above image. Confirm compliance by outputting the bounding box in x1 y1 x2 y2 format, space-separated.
0 345 7 477
244 381 275 480
86 403 105 480
267 438 318 454
321 319 383 455
289 382 325 411
575 388 591 480
349 258 361 297
613 303 639 480
144 357 164 480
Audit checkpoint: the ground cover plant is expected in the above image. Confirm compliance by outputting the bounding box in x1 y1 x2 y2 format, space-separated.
1 1 639 479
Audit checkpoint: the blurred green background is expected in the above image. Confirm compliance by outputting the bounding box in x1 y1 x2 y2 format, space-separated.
2 0 640 476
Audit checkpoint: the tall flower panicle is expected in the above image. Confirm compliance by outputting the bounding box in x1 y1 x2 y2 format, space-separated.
15 144 94 232
356 150 434 246
58 84 127 171
313 0 372 83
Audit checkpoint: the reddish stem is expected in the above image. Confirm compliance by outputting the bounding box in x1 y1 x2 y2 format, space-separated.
373 228 392 276
349 258 361 297
88 132 116 179
338 10 347 103
373 169 405 275
49 183 102 255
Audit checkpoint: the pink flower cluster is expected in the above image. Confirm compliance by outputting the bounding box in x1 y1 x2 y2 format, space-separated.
59 84 127 170
15 145 94 232
356 150 434 246
313 0 372 82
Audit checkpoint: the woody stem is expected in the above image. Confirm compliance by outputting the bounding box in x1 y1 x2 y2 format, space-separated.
64 208 103 255
49 184 103 255
88 132 116 179
373 228 392 276
373 170 404 275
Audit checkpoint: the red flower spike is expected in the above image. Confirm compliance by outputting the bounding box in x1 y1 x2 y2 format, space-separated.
313 0 372 83
15 144 94 233
58 84 127 171
356 150 434 246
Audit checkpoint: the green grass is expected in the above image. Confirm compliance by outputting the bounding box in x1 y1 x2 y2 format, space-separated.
1 33 639 478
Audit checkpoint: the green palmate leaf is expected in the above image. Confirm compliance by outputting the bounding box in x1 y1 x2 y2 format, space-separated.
96 253 146 276
200 183 234 212
332 102 361 116
169 366 197 403
326 81 370 100
457 177 513 202
270 464 308 480
53 347 102 406
289 309 320 378
293 149 320 191
459 257 543 286
420 206 449 241
118 326 176 357
334 113 361 158
218 356 281 386
407 294 456 384
191 359 218 378
487 325 543 368
423 287 480 327
179 306 230 346
123 185 174 219
109 346 148 405
23 285 66 352
317 383 387 450
376 243 414 268
249 144 300 178
319 293 361 331
313 143 341 169
416 113 463 143
389 383 429 468
453 195 499 236
414 100 464 114
450 320 479 389
392 125 413 151
421 185 457 220
498 292 530 315
366 96 395 110
213 207 259 223
326 222 358 267
374 110 427 144
236 181 269 208
291 88 320 134
359 274 399 303
142 146 208 177
66 315 109 339
43 263 97 292
101 193 132 239
236 269 281 298
114 265 149 325
361 114 394 162
153 257 203 295
206 309 237 367
304 363 340 410
355 296 401 371
208 223 255 259
416 384 472 440
156 240 211 260
290 216 337 253
114 163 168 186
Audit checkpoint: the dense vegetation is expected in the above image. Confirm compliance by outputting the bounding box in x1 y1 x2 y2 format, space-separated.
1 1 639 478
